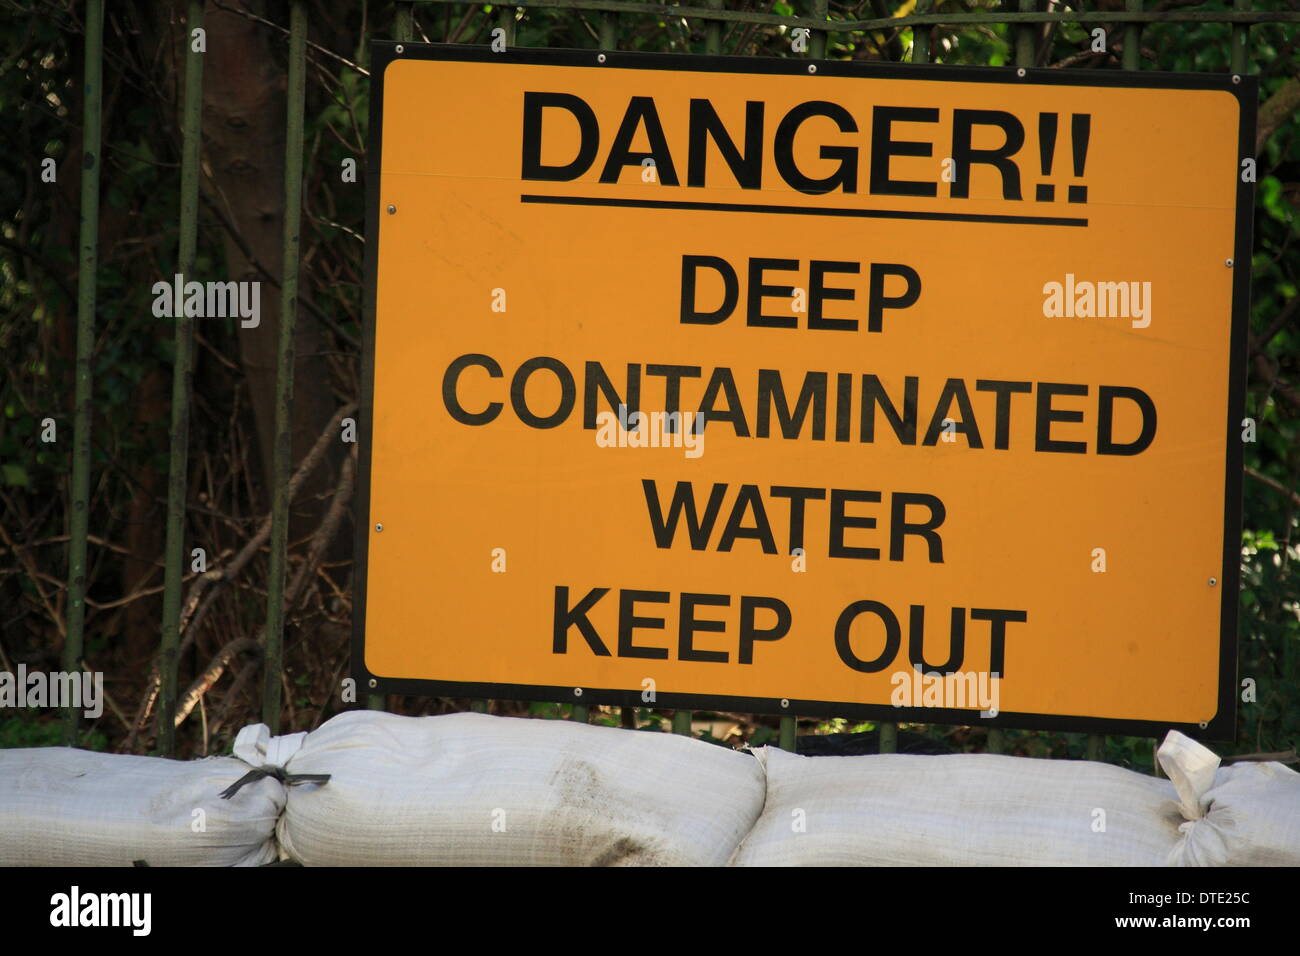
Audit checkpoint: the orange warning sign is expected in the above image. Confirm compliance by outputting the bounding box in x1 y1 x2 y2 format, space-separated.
356 44 1254 737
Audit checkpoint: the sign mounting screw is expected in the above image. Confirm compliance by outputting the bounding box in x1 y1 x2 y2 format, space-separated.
1017 67 1026 77
780 698 790 709
1199 721 1208 729
597 53 606 64
574 687 583 697
395 44 404 54
1208 577 1217 586
1225 258 1233 267
1232 74 1241 84
369 679 377 689
375 523 383 532
808 64 817 74
386 204 396 215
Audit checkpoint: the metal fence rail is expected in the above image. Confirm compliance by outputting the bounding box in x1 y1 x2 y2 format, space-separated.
59 0 1282 759
417 0 1298 30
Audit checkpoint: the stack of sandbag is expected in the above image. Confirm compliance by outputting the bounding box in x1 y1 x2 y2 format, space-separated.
270 710 766 866
731 746 1186 866
1159 730 1300 866
0 746 284 866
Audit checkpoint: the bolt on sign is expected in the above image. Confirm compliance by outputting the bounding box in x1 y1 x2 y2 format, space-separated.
356 43 1255 738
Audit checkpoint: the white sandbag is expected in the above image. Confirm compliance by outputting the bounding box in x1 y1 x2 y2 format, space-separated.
276 710 766 866
732 746 1182 866
1158 730 1300 866
0 747 283 866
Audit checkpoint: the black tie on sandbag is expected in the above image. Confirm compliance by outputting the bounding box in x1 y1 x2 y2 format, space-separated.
219 767 331 800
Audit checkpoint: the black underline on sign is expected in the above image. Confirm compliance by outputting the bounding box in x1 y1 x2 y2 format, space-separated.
520 194 1088 228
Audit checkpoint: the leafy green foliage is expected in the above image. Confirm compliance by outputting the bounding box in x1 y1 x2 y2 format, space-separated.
0 712 108 751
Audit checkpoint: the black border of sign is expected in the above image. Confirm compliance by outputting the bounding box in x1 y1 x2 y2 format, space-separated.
355 41 1255 742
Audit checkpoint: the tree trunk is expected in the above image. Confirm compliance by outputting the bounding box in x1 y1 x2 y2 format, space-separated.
200 0 341 537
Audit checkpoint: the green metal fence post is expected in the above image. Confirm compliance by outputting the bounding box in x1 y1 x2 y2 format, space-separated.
263 0 308 734
779 713 796 751
879 721 898 752
1015 0 1035 68
704 0 722 55
1087 733 1103 761
809 0 828 59
987 728 1006 753
1123 0 1142 70
64 0 105 747
394 0 413 43
499 5 516 45
912 0 933 64
1230 0 1250 75
672 709 691 735
157 0 205 756
879 721 897 754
